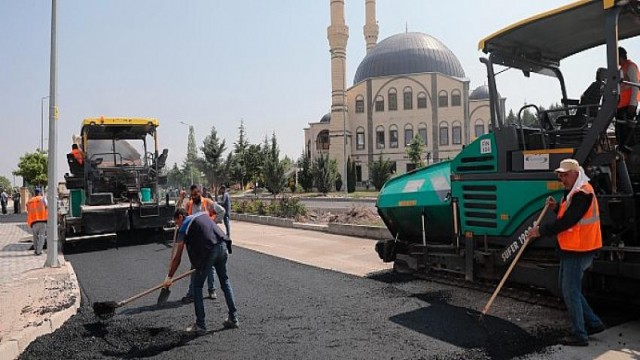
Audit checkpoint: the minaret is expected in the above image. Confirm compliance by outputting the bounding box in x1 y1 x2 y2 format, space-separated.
364 0 379 53
327 0 349 183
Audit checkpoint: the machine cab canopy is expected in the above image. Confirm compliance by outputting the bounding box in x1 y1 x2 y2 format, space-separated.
81 117 159 140
479 0 640 69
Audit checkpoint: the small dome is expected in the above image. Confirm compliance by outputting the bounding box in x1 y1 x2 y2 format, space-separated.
470 85 490 100
320 113 331 123
353 32 466 85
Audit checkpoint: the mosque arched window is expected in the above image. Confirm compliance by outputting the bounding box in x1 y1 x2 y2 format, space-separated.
375 95 385 112
417 92 427 109
376 125 385 149
389 124 399 148
317 130 330 151
439 122 449 145
403 87 413 110
418 122 428 145
452 121 462 145
404 124 414 147
438 91 448 108
356 127 365 150
388 88 398 111
451 89 462 107
474 119 485 138
355 95 365 113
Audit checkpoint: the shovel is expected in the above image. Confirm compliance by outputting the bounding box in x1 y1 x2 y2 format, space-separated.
93 269 195 318
478 202 550 320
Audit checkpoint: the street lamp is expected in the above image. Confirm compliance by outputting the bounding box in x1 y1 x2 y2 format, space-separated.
41 96 49 151
179 121 195 185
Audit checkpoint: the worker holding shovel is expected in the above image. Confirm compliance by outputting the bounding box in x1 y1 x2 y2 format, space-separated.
527 159 604 347
164 208 239 335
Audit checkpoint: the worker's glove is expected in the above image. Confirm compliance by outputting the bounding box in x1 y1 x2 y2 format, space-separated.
627 105 638 121
162 276 173 288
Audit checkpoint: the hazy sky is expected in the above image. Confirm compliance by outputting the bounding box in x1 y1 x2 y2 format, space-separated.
1 0 638 185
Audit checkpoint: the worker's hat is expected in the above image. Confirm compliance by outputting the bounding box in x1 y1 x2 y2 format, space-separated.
554 159 580 173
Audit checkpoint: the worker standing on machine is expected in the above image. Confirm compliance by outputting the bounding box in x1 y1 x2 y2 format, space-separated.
616 47 639 152
528 159 605 346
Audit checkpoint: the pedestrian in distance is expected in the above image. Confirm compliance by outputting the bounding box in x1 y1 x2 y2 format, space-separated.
26 188 48 255
0 189 8 215
178 185 226 303
528 159 605 346
12 189 21 214
220 185 231 238
615 47 639 152
163 208 239 335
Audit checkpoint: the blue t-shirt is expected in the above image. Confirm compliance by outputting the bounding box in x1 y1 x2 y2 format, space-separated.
177 212 226 269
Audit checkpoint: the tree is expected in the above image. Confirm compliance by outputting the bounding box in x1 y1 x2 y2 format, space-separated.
232 120 250 188
406 134 426 169
0 176 11 192
244 144 263 189
13 151 47 187
298 150 314 192
167 163 188 188
263 133 286 195
312 153 335 194
183 125 199 185
369 155 393 190
346 157 356 193
199 126 227 188
506 109 517 124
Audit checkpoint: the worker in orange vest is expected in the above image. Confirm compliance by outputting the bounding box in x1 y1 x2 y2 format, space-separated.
70 143 84 165
26 188 48 255
615 47 640 152
177 185 226 303
528 159 604 346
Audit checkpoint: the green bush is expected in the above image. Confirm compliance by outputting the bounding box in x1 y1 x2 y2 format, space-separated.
234 197 306 218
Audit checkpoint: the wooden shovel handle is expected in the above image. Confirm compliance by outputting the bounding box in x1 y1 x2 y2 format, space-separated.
117 269 195 307
481 203 550 315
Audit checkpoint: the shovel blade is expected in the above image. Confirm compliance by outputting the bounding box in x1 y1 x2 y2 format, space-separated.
157 287 171 307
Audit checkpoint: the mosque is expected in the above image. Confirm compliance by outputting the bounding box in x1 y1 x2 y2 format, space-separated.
303 0 505 185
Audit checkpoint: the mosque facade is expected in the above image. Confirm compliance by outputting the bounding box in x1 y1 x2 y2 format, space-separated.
303 0 505 185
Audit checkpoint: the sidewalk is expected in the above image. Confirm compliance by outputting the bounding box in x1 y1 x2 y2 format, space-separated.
0 213 80 360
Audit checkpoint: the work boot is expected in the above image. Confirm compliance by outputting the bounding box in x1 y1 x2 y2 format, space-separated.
185 323 206 336
223 318 239 329
559 335 588 347
587 323 606 336
208 290 217 300
181 295 194 304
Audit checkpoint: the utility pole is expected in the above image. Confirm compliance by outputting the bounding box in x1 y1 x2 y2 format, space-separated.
41 96 49 151
45 0 59 267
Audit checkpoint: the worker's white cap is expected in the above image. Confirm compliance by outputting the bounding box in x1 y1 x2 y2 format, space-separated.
555 159 580 173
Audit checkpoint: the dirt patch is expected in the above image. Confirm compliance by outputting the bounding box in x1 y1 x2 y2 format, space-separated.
20 309 196 359
297 206 384 227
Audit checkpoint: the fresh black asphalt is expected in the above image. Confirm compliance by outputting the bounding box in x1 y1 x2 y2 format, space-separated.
20 237 560 360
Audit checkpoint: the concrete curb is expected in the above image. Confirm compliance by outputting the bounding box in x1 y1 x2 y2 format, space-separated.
0 258 81 360
231 213 390 240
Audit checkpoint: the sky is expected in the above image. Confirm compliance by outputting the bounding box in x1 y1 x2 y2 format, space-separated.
1 0 639 185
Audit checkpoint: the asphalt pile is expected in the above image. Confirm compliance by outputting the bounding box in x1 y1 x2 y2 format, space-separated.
20 308 195 359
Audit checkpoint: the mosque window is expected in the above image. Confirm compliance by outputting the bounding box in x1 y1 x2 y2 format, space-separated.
404 124 414 147
355 96 365 113
356 127 365 150
417 92 427 109
451 90 462 107
375 95 384 112
474 120 485 138
317 130 330 150
376 125 385 149
418 123 428 145
438 90 448 107
389 125 398 148
389 88 398 111
403 87 413 110
452 121 462 144
439 122 449 145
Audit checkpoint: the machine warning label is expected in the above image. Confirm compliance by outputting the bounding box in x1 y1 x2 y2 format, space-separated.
480 139 492 154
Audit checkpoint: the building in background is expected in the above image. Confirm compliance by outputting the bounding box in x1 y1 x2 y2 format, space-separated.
304 0 505 185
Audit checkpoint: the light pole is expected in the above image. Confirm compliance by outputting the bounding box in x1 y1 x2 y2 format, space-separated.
44 0 58 268
40 96 49 151
179 121 195 185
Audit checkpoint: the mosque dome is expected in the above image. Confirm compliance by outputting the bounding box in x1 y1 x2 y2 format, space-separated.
353 32 465 85
469 85 492 100
319 112 331 123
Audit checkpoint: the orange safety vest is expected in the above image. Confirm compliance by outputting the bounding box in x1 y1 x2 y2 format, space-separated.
71 148 84 165
26 195 48 227
618 59 640 108
556 183 602 252
186 198 217 221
